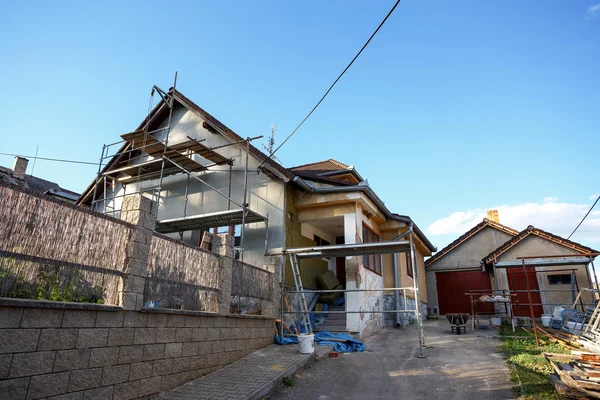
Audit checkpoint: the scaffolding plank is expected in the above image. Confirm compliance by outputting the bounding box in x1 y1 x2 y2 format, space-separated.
155 209 267 234
276 241 412 259
171 141 231 165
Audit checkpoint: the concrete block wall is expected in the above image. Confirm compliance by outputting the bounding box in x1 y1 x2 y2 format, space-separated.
0 305 274 400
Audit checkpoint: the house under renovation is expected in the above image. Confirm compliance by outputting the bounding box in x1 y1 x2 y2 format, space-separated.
426 211 598 318
77 84 436 338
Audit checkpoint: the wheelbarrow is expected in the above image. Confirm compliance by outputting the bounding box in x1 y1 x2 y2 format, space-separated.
446 313 470 334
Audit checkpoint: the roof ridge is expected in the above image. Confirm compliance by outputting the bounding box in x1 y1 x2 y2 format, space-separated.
482 225 598 264
289 158 349 170
425 218 519 267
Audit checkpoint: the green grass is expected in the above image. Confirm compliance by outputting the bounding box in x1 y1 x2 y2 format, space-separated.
499 324 569 400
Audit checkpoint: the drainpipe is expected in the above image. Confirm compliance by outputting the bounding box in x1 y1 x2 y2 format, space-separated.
393 223 413 327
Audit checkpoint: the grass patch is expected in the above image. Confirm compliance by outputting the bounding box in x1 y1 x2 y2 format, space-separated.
499 323 568 399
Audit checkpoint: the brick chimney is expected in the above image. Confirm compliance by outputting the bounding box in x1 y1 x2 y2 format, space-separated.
487 210 500 223
12 157 28 179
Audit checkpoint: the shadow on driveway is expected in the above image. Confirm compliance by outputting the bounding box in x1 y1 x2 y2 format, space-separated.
268 319 514 400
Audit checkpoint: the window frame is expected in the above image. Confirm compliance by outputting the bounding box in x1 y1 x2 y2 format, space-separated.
548 274 572 285
406 253 413 278
362 224 382 275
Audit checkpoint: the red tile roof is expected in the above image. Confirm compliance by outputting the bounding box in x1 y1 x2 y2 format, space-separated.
425 219 519 268
482 225 599 264
289 159 349 173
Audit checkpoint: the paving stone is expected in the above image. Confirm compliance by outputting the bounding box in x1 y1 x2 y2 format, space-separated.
157 345 312 400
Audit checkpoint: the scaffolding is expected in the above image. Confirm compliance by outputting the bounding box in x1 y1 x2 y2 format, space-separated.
491 252 600 347
269 233 428 357
89 74 267 260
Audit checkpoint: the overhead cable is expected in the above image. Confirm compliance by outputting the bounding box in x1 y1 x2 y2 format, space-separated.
0 152 99 166
258 0 402 169
568 195 600 239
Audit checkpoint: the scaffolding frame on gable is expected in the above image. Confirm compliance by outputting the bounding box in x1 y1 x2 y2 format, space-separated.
90 74 267 260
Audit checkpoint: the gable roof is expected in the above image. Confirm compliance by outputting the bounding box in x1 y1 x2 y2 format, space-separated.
425 219 519 267
290 159 349 174
77 88 293 205
482 225 598 265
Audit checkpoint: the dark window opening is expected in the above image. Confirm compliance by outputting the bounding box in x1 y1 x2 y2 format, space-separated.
406 253 413 278
314 235 331 247
362 224 381 275
548 274 572 285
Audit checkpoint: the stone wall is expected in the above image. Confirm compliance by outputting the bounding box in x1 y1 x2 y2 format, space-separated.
0 303 273 400
382 293 428 327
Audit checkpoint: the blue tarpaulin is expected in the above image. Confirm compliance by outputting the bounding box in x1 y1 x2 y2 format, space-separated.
274 331 365 353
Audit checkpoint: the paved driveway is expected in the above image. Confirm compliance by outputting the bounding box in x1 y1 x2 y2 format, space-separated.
269 319 514 400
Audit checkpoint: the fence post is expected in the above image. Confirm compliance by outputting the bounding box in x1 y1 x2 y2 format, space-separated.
213 233 234 315
120 195 156 311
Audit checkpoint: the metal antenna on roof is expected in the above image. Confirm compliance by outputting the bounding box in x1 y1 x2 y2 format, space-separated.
261 123 281 164
30 145 39 176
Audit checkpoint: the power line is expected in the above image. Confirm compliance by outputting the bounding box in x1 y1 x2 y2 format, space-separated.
0 152 99 166
258 0 402 169
568 195 600 240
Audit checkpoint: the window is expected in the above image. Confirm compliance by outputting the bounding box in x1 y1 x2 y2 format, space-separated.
314 235 331 246
548 274 572 285
406 253 413 278
362 224 382 275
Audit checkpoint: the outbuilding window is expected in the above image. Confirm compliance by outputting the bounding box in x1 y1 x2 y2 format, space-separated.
548 274 572 285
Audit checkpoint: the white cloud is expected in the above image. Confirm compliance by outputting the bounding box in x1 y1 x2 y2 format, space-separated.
587 3 600 18
590 193 600 201
427 198 600 245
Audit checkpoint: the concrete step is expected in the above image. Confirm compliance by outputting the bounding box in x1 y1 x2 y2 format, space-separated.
314 325 347 332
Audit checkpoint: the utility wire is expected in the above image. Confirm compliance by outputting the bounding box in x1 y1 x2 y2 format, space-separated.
258 0 402 169
568 195 600 239
0 152 99 166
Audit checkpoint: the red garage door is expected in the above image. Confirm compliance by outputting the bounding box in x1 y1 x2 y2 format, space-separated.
507 268 544 317
436 270 494 314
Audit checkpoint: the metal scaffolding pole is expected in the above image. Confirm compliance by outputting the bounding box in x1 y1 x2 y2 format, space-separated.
240 137 250 262
410 234 426 358
155 72 178 218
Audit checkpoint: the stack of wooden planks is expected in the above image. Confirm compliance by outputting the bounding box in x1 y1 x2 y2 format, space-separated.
545 352 600 398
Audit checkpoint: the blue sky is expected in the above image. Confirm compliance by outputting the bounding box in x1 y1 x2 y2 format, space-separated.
1 0 599 250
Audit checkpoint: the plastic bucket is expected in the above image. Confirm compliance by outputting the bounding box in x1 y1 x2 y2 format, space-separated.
298 334 314 354
490 317 501 326
541 315 552 327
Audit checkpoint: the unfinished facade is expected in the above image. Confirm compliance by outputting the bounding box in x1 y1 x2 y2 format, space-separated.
78 86 436 338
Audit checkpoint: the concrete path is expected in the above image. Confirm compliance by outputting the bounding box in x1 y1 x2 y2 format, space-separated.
269 319 514 400
157 344 318 400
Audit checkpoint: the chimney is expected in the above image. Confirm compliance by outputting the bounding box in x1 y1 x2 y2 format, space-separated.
487 210 500 223
12 157 28 180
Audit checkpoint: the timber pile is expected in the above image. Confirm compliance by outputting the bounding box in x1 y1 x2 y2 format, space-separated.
544 353 600 398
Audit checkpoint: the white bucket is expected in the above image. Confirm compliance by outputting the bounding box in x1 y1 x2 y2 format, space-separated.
541 315 552 327
298 334 314 354
490 317 502 326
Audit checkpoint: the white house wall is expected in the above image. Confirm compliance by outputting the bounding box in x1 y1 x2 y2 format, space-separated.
99 105 285 268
